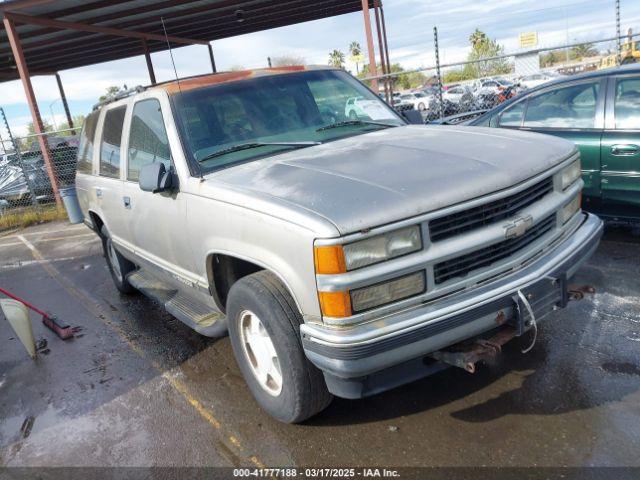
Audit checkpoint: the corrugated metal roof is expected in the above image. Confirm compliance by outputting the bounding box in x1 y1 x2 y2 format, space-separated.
0 0 373 80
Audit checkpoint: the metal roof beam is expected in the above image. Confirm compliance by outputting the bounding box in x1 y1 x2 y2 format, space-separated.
4 11 209 46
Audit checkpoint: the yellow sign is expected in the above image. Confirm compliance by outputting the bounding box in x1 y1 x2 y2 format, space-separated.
519 32 538 49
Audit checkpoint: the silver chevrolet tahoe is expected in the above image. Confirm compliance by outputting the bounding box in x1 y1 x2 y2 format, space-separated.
76 66 603 423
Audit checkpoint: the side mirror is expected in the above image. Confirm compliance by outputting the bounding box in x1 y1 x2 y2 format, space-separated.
402 109 424 125
139 162 174 193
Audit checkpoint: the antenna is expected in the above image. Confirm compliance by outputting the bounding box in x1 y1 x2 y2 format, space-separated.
161 17 182 93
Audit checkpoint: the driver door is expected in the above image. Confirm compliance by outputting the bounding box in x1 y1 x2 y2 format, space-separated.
120 96 193 280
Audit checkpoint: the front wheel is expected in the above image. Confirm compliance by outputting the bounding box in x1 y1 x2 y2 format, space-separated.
227 271 333 423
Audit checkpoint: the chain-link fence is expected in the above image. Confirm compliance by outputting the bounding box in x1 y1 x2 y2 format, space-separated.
380 33 636 125
0 127 80 226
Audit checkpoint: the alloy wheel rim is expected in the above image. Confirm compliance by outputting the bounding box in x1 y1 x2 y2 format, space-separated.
238 310 282 396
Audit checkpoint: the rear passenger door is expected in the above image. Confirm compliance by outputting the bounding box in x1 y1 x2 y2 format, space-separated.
97 105 127 243
497 79 606 207
600 74 640 218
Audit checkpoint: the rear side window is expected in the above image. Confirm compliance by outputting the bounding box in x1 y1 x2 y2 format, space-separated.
100 106 126 178
614 77 640 129
77 111 99 174
524 81 600 129
127 99 172 181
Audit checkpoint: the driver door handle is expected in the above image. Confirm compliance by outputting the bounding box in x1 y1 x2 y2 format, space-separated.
610 144 639 156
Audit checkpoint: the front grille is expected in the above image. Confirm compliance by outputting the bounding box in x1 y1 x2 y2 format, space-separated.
434 214 556 284
429 177 554 242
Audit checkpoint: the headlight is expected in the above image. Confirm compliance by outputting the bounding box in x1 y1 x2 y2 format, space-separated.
350 271 425 313
342 226 422 270
561 159 581 190
560 194 581 224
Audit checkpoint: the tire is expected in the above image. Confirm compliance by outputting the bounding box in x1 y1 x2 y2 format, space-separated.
227 270 333 423
101 225 136 294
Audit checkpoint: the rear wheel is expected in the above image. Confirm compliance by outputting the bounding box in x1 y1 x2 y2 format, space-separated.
227 270 332 423
101 226 136 294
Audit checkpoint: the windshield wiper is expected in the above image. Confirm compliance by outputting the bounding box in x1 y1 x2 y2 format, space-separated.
316 120 396 132
198 141 321 163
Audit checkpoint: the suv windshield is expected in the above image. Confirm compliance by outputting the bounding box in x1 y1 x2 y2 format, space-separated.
172 69 405 173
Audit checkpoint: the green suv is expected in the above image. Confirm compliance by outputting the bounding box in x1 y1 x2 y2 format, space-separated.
471 65 640 222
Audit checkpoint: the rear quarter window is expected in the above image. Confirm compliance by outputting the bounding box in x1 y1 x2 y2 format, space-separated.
76 111 99 174
99 106 126 178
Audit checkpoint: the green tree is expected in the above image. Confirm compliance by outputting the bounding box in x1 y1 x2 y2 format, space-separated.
99 85 128 102
570 42 598 60
462 29 510 79
270 54 306 67
328 49 345 69
349 41 363 74
59 115 85 135
540 50 563 67
26 119 53 136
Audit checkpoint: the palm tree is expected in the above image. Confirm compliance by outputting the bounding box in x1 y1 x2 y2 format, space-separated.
570 43 598 60
349 41 362 74
328 49 345 69
469 29 488 48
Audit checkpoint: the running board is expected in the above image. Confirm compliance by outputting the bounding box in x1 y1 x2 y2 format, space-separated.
127 269 226 338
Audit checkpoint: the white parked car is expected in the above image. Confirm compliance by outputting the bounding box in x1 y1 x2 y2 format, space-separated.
442 85 472 104
472 78 515 96
399 92 431 111
518 73 559 90
345 96 390 119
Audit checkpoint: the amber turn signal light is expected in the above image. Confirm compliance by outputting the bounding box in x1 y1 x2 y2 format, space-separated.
314 245 346 274
318 291 352 318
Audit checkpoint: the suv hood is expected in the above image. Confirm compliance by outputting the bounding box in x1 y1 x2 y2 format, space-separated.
207 125 575 235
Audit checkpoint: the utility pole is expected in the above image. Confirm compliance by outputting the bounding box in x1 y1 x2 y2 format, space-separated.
433 27 444 120
616 0 621 65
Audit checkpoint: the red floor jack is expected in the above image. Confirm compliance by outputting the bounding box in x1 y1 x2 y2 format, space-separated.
0 287 75 340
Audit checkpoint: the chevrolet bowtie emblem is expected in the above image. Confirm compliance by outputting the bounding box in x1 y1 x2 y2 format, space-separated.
504 215 534 239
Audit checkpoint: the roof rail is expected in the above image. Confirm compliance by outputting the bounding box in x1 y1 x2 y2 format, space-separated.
92 85 146 111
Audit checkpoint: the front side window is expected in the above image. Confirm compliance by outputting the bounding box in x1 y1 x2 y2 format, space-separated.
77 111 99 174
127 99 172 181
614 77 640 129
499 101 526 127
99 106 126 178
523 81 600 129
172 69 404 173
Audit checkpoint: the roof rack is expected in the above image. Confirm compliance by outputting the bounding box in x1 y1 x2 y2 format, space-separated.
92 85 146 111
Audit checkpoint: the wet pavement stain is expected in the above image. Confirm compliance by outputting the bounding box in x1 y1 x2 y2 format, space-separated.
1 221 639 467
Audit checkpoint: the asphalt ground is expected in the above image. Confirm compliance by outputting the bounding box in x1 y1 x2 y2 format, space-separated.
0 220 639 469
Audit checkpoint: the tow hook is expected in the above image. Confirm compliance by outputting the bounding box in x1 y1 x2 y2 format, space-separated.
429 326 517 374
568 284 596 301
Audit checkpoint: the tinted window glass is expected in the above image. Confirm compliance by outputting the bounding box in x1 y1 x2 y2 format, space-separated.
100 106 126 178
499 101 526 127
127 100 172 181
172 69 403 173
524 82 600 128
614 78 640 129
77 111 99 174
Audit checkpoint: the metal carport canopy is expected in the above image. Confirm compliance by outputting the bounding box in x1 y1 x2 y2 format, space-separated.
0 0 376 81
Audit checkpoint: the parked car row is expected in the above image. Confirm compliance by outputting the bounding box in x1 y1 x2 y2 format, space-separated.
0 137 79 205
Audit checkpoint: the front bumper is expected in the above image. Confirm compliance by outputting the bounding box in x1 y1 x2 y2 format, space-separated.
301 212 603 398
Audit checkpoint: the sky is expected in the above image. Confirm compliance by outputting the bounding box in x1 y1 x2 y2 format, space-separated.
1 0 640 138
